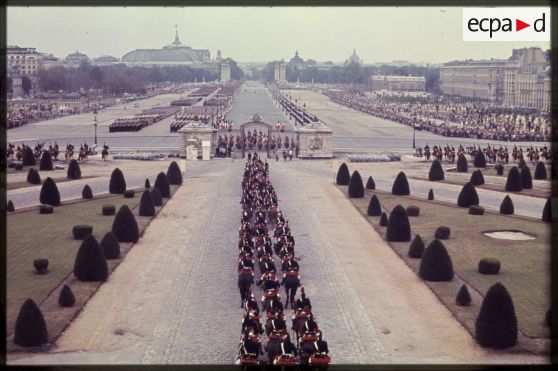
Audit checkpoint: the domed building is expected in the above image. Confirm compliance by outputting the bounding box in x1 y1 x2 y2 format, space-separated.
288 50 305 69
122 31 211 67
64 50 90 66
346 49 362 65
93 55 119 65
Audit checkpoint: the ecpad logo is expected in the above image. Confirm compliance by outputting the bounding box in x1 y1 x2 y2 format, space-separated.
463 8 550 41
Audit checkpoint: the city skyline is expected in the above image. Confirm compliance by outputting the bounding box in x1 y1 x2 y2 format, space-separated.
7 6 550 65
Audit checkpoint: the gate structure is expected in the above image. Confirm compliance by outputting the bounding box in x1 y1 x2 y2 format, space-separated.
240 114 274 158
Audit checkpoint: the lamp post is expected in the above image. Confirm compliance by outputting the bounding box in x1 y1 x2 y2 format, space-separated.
412 119 416 149
93 109 98 145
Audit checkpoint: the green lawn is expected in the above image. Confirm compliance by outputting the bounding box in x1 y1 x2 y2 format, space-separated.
6 194 142 337
340 186 551 344
7 175 98 191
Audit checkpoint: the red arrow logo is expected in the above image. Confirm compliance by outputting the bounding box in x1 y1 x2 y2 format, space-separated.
516 19 530 31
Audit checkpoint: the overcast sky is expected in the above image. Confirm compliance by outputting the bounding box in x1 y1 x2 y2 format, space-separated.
7 7 550 64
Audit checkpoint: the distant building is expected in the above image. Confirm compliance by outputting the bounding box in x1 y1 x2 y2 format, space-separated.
369 75 425 92
439 47 550 110
64 50 90 66
41 54 62 70
346 49 362 65
215 49 223 63
288 50 305 69
93 55 119 65
7 45 43 76
274 60 286 82
220 59 231 82
121 30 211 67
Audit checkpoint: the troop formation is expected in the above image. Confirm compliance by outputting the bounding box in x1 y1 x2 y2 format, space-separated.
235 154 330 365
325 90 551 142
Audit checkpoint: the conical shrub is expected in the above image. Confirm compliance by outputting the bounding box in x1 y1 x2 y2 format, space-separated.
408 234 425 258
13 298 48 346
111 204 139 243
542 197 552 223
151 188 163 206
534 161 547 180
154 172 171 198
520 166 532 189
365 176 375 190
500 195 514 215
100 231 120 259
386 205 411 242
474 150 486 168
167 161 183 185
418 239 454 281
428 159 444 181
22 147 36 166
456 154 468 172
456 284 471 306
139 190 156 217
39 177 61 206
82 184 93 199
470 170 485 186
367 194 382 216
39 150 53 171
428 189 434 200
27 168 41 184
505 166 522 192
336 163 350 185
457 182 479 208
67 159 81 180
73 234 108 282
109 168 126 194
392 171 410 195
348 170 364 198
379 212 388 226
495 164 504 176
7 200 15 212
145 178 151 189
475 283 518 349
518 158 527 169
58 285 76 307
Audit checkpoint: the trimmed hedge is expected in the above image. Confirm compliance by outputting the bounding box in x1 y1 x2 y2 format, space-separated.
518 158 527 169
348 170 364 198
13 298 48 346
475 283 517 349
427 189 434 200
474 150 486 168
336 163 350 185
40 177 61 206
500 195 514 215
434 226 451 240
7 200 15 212
391 171 410 196
67 159 81 180
456 284 472 306
100 232 120 259
367 195 382 216
457 182 479 208
39 205 54 214
469 205 485 215
470 170 485 186
478 258 501 275
15 164 23 171
151 188 163 206
520 166 533 189
386 205 411 242
33 259 49 274
428 159 444 181
22 147 36 166
139 190 156 217
112 204 139 243
58 285 76 307
408 234 425 258
82 185 93 199
27 168 41 184
102 204 115 216
124 190 135 198
72 225 93 240
406 205 420 217
365 176 375 190
145 178 151 189
109 168 126 194
419 239 454 282
167 161 183 185
495 164 504 176
39 151 53 171
154 172 171 198
505 166 522 192
379 212 388 227
534 161 547 180
456 154 468 172
73 234 108 282
542 197 552 223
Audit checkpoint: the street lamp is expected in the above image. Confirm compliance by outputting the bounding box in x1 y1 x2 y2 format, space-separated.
412 119 416 149
93 109 98 145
